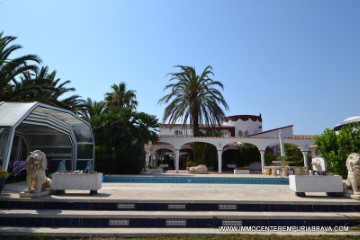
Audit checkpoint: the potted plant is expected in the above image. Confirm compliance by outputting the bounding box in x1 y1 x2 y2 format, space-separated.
0 167 10 193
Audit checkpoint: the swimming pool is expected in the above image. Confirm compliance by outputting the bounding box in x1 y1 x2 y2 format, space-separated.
103 175 289 185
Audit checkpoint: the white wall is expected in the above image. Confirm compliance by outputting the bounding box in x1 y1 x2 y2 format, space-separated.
222 118 262 137
159 126 193 136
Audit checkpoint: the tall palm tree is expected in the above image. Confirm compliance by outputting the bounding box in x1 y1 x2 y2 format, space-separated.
158 65 229 136
105 82 138 109
0 31 41 100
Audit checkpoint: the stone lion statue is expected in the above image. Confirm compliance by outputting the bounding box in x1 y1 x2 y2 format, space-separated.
25 150 52 193
344 153 360 195
311 157 326 175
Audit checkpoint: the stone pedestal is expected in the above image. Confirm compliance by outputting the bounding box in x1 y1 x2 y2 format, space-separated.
351 195 360 200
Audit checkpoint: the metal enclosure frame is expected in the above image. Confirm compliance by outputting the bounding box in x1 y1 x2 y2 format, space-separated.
0 102 95 172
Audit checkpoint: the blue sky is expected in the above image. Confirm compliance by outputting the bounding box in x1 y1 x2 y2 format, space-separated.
1 0 359 134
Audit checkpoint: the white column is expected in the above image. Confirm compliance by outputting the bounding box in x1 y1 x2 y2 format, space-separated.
217 150 222 174
310 147 316 158
145 153 150 168
302 151 309 168
260 150 265 171
175 149 180 173
151 154 156 167
279 130 285 157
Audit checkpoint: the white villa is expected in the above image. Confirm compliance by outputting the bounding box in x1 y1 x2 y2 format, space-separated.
145 114 316 173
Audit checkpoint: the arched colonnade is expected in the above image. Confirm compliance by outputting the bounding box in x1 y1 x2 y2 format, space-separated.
145 136 315 173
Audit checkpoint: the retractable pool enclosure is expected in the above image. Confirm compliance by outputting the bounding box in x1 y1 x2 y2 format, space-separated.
0 102 95 174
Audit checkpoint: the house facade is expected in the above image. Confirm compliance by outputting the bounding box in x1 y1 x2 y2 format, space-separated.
145 114 315 173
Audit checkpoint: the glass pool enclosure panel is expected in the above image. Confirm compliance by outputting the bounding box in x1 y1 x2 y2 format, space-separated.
0 128 9 168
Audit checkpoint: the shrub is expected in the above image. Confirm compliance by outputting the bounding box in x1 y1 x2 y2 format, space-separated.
186 160 198 168
315 123 360 177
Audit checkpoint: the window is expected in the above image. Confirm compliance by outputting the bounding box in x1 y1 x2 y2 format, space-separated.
220 130 231 137
174 130 183 135
238 130 243 137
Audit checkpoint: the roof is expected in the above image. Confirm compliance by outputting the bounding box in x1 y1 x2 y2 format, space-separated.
223 114 262 123
0 101 93 142
247 125 293 137
0 102 36 126
334 115 360 131
0 101 85 128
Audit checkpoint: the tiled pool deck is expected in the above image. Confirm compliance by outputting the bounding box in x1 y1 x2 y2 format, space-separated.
2 173 359 204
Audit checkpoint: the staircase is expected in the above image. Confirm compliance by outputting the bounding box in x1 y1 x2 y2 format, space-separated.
0 199 359 229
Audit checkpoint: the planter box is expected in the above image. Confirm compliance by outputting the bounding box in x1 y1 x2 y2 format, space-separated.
234 169 250 174
52 172 102 195
289 175 343 197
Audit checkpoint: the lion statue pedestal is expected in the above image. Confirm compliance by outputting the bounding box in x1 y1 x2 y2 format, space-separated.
344 153 360 200
19 150 52 198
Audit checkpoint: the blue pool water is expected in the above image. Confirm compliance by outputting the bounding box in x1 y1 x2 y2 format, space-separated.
103 175 289 185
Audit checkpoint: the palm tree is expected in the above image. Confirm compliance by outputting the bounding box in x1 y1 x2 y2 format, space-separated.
0 31 41 100
11 66 81 112
105 82 138 109
41 68 81 112
158 65 229 136
78 97 106 122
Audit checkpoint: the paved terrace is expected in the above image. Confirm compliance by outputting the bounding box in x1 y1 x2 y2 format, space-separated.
1 172 359 204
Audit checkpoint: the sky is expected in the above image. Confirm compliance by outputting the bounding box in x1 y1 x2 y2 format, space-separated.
1 0 359 135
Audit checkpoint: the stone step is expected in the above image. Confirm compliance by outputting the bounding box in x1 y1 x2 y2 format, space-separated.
1 226 358 237
1 199 360 212
1 209 359 228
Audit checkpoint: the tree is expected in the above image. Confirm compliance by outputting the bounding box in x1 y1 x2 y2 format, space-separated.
105 82 138 109
78 97 106 122
91 107 159 174
158 65 229 136
238 143 260 166
10 66 81 112
0 31 41 100
315 123 360 177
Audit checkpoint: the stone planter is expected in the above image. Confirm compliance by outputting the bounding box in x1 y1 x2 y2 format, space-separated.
289 175 343 197
234 169 250 174
52 172 102 195
262 167 271 175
